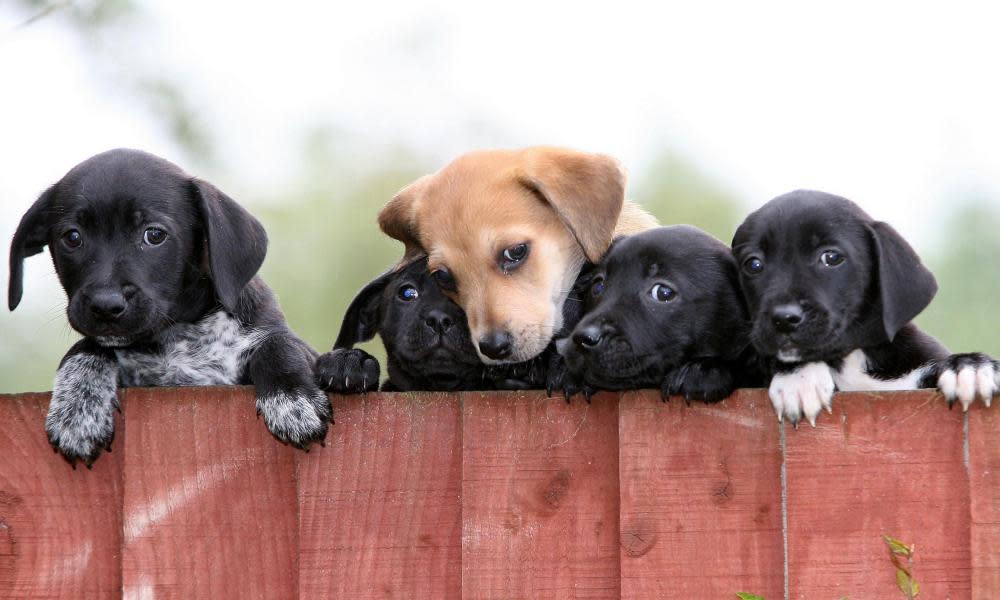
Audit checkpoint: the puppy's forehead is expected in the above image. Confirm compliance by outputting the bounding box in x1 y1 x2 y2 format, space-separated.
605 226 729 277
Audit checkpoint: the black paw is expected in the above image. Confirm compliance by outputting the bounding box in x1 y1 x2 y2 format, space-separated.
256 384 331 450
315 348 380 394
544 354 595 402
661 360 736 404
925 352 999 411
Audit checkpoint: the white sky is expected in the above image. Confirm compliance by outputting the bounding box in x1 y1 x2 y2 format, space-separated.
2 0 1000 318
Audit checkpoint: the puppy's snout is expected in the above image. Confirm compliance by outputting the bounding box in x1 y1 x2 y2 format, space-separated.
573 324 605 349
88 289 128 322
771 303 805 333
479 331 513 360
424 309 454 334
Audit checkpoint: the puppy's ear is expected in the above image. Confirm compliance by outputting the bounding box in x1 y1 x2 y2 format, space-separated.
517 148 626 263
334 270 394 348
9 185 56 310
379 175 431 264
868 221 938 340
190 179 268 312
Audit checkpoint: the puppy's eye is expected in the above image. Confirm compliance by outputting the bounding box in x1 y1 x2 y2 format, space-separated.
143 227 167 246
397 285 419 301
650 283 676 302
820 250 845 267
743 256 764 275
591 277 606 297
431 268 456 291
62 229 82 249
500 243 530 271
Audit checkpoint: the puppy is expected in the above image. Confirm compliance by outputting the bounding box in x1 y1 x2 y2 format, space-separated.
8 149 331 465
378 146 658 367
559 226 761 402
315 258 561 392
732 190 1000 425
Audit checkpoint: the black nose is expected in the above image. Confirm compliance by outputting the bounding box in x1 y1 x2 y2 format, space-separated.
89 290 128 321
425 309 454 334
771 303 804 333
479 331 513 360
573 324 604 349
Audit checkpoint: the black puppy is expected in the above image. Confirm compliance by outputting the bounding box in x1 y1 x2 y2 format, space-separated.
559 226 760 402
732 190 999 425
315 257 567 393
9 149 331 465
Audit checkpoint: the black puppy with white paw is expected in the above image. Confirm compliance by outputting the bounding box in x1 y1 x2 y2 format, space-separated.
559 226 761 402
316 257 556 393
732 190 999 426
9 149 331 466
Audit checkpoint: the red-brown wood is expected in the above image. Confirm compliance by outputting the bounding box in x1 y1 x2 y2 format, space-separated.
461 391 621 599
618 389 784 598
785 391 971 598
970 401 1000 598
120 386 298 599
296 392 462 599
0 392 123 599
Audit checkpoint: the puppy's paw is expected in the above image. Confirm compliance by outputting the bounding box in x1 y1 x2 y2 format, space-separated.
933 353 999 411
544 353 594 402
47 352 120 468
315 348 380 394
256 385 331 450
768 362 835 427
662 360 736 404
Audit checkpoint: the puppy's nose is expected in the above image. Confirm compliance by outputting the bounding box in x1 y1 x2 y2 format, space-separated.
425 309 454 334
89 290 128 321
771 304 804 333
573 324 604 349
479 331 513 360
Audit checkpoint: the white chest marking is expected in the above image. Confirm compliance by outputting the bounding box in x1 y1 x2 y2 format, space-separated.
115 311 265 387
832 349 925 392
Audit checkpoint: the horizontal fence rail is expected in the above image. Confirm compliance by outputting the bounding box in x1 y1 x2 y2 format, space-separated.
0 388 995 599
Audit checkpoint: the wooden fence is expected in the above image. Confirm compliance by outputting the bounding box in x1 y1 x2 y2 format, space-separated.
0 387 996 599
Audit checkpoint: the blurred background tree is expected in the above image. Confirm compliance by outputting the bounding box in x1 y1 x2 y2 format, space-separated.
2 1 997 392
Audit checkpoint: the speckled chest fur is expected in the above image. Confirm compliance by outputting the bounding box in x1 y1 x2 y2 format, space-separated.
115 310 264 387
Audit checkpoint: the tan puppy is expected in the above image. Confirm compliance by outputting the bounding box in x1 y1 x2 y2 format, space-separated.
378 146 657 364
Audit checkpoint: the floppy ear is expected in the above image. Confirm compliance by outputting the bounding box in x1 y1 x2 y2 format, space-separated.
9 185 57 310
517 147 626 263
333 270 395 348
379 175 431 264
191 179 268 312
868 220 938 340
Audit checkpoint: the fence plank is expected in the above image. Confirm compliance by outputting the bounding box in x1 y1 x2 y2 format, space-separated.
120 386 298 599
785 391 971 598
0 392 124 599
618 389 784 598
297 392 463 599
462 392 620 599
970 402 1000 598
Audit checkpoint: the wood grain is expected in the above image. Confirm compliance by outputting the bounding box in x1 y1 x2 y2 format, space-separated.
970 401 1000 598
461 391 621 600
0 392 124 599
785 391 971 598
618 389 784 598
120 386 298 599
296 392 462 599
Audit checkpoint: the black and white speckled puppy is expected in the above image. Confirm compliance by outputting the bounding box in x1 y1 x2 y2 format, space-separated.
9 149 330 466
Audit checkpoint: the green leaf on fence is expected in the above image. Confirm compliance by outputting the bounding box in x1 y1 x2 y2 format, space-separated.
882 534 914 557
735 593 766 600
895 567 920 598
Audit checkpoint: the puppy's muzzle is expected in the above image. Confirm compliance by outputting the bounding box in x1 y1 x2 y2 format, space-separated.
479 331 513 360
86 288 130 322
424 309 454 335
771 303 805 333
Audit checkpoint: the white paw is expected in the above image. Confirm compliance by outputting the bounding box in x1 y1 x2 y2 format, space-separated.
256 388 330 449
768 362 835 426
47 352 120 466
936 353 999 411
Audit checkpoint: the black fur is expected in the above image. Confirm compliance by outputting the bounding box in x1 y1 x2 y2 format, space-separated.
559 226 762 403
8 149 330 465
315 257 578 393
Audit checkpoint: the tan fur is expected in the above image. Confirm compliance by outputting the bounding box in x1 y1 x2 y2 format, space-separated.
378 146 658 364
